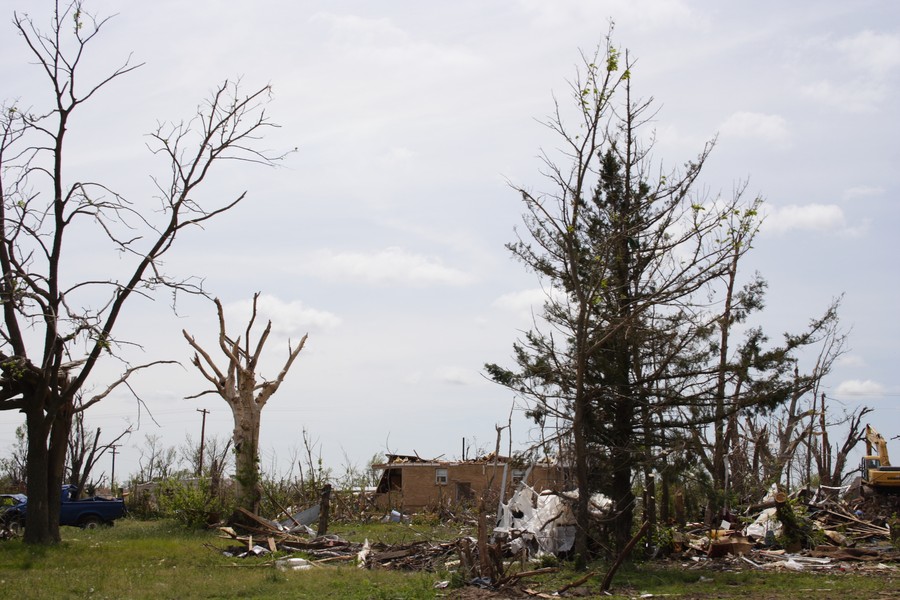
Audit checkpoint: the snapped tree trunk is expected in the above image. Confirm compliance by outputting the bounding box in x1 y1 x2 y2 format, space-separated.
184 294 307 524
317 484 332 537
232 400 262 517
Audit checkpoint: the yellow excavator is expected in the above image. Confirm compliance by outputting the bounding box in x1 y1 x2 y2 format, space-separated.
860 424 900 492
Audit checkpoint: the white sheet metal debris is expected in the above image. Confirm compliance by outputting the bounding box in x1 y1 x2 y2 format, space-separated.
276 557 313 571
494 485 611 556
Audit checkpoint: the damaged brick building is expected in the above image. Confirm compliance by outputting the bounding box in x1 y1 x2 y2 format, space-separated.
372 453 566 510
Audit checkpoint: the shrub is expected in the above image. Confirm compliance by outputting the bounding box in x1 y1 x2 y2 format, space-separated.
126 486 160 520
156 478 233 529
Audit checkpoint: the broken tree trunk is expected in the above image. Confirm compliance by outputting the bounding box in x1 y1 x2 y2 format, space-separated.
477 496 493 581
457 537 476 580
183 293 307 525
317 484 332 537
232 393 263 517
600 520 650 594
774 491 810 550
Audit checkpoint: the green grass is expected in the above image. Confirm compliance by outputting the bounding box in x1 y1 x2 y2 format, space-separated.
0 519 441 600
530 560 897 599
622 566 890 598
0 519 895 599
331 515 473 546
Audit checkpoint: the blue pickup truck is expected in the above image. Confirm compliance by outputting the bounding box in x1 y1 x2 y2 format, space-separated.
1 485 126 530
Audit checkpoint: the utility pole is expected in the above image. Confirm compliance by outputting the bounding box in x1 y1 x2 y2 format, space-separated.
110 444 121 496
197 408 210 476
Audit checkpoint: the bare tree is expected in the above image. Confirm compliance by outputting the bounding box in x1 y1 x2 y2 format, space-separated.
135 434 181 483
295 428 331 496
0 1 285 543
0 423 27 490
686 297 846 515
183 293 306 520
180 433 232 481
66 405 131 498
803 321 869 489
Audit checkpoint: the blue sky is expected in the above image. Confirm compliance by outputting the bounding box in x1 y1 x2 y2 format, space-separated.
1 0 898 482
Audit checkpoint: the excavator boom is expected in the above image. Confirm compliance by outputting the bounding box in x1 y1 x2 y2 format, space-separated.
865 424 891 466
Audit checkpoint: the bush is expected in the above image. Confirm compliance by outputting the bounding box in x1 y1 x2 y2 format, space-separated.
126 486 160 520
258 476 316 521
156 478 233 529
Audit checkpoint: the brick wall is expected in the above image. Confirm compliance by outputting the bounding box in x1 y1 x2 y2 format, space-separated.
374 462 566 511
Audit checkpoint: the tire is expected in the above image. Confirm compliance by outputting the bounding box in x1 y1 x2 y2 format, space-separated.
79 515 104 529
2 517 22 537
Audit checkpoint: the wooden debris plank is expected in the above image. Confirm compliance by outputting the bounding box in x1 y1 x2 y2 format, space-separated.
313 554 356 564
371 548 415 561
523 588 558 599
237 507 283 531
262 487 304 529
817 508 890 534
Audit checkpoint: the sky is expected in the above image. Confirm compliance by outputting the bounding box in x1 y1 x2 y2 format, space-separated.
1 0 898 485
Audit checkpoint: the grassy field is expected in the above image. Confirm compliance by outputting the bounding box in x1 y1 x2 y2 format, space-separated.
0 518 895 599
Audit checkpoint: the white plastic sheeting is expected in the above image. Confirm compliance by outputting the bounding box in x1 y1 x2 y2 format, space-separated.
744 483 783 541
494 485 611 556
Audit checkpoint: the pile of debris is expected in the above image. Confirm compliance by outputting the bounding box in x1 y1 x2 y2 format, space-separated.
210 482 899 597
664 484 899 568
216 507 458 571
217 502 559 590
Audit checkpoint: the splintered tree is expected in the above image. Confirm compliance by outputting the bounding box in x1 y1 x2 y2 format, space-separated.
0 1 284 544
686 292 847 518
183 294 306 519
487 40 754 556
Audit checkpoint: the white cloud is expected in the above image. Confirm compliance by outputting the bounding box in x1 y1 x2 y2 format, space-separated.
798 31 899 113
801 79 886 113
492 288 549 320
834 379 886 397
310 13 405 46
516 0 701 32
223 294 341 337
842 185 884 201
837 354 866 368
762 203 850 234
837 31 900 76
719 112 789 143
309 12 479 68
380 147 416 165
435 366 477 386
303 247 475 287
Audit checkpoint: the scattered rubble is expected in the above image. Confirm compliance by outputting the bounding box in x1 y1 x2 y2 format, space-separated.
660 484 899 577
208 484 899 596
216 509 458 571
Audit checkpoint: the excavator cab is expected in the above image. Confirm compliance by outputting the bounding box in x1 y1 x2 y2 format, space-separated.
861 456 882 475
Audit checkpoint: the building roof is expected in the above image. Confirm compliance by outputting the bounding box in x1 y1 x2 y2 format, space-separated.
373 452 544 470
